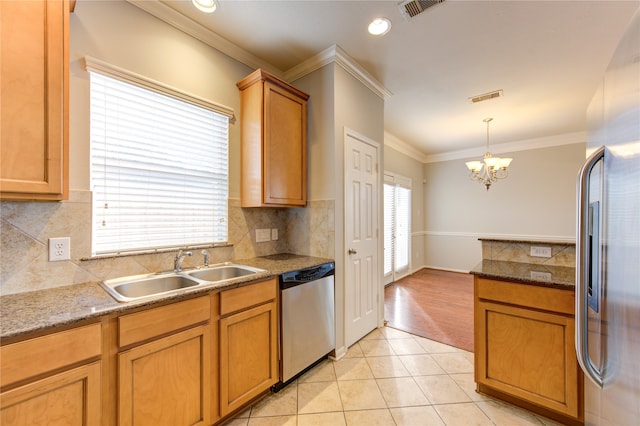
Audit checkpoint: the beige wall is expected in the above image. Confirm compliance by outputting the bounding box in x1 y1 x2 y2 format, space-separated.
423 142 585 271
291 65 335 201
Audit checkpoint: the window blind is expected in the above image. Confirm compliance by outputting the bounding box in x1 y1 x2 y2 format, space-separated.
384 173 411 281
394 185 411 271
384 183 395 276
90 71 229 256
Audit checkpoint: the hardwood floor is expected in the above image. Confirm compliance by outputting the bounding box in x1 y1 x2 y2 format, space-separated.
384 268 474 352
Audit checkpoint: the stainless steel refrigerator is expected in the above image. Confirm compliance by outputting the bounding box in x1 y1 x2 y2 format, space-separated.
576 9 640 426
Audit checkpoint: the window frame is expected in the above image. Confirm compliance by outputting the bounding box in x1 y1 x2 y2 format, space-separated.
86 57 234 257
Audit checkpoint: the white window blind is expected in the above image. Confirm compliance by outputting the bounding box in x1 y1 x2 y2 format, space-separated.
394 185 411 271
384 183 395 276
384 173 411 283
90 71 229 256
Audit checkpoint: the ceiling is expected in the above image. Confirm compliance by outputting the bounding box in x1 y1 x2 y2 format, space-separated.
138 0 638 159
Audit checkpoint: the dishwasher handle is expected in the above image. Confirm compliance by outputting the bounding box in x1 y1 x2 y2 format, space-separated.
280 262 335 290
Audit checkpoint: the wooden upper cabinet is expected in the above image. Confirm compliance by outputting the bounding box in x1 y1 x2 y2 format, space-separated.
0 0 69 201
237 69 309 207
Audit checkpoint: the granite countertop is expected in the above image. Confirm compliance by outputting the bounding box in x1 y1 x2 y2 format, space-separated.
0 254 333 341
470 259 576 289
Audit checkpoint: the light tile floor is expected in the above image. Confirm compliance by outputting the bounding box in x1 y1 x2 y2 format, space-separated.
226 327 563 426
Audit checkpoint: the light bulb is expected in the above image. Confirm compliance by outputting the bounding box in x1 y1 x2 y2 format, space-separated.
192 0 217 13
368 18 391 36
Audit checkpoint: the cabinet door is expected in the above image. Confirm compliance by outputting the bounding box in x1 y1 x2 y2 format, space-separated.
0 0 68 200
476 300 580 418
118 325 211 426
219 300 278 416
1 362 100 426
263 81 307 206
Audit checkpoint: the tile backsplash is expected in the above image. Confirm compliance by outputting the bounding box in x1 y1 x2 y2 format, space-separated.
1 191 334 295
480 238 575 267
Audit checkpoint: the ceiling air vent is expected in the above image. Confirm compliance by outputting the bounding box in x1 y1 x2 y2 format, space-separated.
398 0 446 21
469 89 504 104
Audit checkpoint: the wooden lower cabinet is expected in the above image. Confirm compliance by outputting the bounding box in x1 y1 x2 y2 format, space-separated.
0 323 102 426
219 278 279 417
118 325 211 426
474 277 584 425
117 296 211 426
1 281 280 426
1 362 101 426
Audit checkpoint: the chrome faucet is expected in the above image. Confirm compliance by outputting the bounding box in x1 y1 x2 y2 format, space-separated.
201 250 210 268
174 250 192 272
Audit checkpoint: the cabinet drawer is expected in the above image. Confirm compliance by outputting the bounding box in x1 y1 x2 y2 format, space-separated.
476 278 575 315
220 278 277 317
119 296 210 347
1 361 101 426
1 323 101 387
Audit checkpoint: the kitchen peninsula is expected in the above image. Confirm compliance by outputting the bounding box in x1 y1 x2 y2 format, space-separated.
471 239 583 426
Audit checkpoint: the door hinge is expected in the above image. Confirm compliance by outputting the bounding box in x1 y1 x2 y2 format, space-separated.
376 228 379 238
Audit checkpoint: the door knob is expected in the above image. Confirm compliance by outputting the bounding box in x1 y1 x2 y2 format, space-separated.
348 248 357 255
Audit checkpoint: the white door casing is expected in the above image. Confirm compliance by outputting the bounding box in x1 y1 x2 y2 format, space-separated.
344 130 380 347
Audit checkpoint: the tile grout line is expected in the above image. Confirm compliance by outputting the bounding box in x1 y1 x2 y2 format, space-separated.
238 327 557 426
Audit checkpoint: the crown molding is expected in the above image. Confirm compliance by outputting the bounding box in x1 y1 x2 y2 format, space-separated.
420 131 586 164
125 0 282 77
285 45 393 100
384 131 429 163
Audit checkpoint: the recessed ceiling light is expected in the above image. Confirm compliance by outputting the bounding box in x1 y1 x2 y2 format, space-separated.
368 17 391 36
192 0 218 13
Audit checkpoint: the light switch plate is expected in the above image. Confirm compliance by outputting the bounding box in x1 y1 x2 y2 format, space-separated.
49 237 70 261
256 229 271 243
530 271 552 281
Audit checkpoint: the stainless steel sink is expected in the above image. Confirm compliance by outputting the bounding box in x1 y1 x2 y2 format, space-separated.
184 264 265 283
101 263 266 302
101 273 200 302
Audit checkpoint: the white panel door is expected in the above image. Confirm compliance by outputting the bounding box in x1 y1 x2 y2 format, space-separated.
345 131 379 347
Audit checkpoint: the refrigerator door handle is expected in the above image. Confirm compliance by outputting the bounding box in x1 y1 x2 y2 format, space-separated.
576 145 605 388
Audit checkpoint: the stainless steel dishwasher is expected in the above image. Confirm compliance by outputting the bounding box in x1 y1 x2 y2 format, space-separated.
275 261 335 390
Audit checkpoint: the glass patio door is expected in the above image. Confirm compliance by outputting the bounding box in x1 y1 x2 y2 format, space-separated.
384 173 411 285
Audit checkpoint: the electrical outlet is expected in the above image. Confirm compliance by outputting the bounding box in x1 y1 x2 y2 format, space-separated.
271 228 278 241
256 229 271 243
530 246 552 258
530 271 552 282
49 237 70 261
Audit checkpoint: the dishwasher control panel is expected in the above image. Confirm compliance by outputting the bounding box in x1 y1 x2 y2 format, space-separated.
280 262 335 289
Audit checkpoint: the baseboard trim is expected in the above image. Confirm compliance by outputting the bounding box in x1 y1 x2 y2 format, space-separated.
419 265 471 274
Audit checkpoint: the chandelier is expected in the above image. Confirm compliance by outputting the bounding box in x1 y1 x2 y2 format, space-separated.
465 118 513 190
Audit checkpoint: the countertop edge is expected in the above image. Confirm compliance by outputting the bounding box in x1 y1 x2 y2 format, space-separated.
469 260 576 290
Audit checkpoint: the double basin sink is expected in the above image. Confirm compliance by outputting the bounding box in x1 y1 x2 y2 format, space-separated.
101 263 266 302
